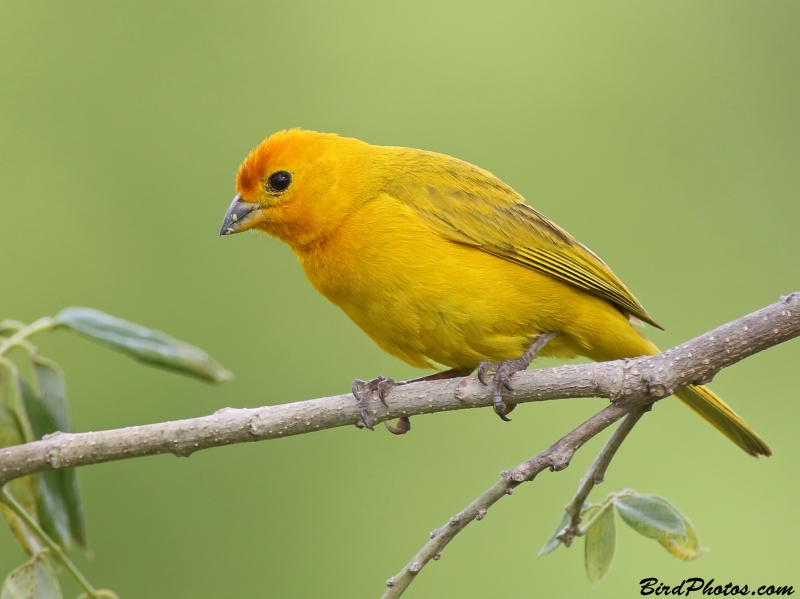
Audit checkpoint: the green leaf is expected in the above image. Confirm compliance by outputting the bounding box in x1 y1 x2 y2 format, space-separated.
0 552 63 599
0 363 35 443
32 358 71 434
31 359 86 551
19 380 86 553
615 494 686 541
0 406 41 555
584 505 616 584
0 365 12 408
0 366 42 554
539 511 570 556
55 307 233 383
655 499 709 561
19 380 70 552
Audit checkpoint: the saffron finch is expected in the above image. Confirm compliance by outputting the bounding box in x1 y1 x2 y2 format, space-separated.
220 129 769 456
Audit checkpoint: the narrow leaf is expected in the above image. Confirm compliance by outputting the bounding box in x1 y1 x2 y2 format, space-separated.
31 359 87 550
32 358 71 434
0 364 12 409
19 380 71 552
584 505 616 584
0 406 41 555
615 495 686 541
655 499 709 561
0 363 35 443
19 380 88 553
55 307 232 383
0 553 63 599
539 511 570 556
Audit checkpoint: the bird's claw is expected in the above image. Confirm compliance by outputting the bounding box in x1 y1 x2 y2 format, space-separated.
384 417 411 435
478 333 557 423
352 376 396 430
477 360 498 385
478 360 516 421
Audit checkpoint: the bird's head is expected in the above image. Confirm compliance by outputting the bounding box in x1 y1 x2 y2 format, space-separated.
220 129 378 249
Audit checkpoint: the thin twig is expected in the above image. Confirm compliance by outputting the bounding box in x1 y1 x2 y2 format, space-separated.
0 317 56 357
0 294 797 487
382 402 630 598
557 404 650 547
0 487 100 598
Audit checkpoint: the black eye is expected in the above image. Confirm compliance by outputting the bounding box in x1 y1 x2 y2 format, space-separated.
267 171 292 193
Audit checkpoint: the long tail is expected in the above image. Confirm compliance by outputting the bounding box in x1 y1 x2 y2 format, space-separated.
585 314 771 458
675 385 771 457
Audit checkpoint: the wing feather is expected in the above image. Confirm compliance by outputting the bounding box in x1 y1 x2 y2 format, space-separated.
385 149 662 329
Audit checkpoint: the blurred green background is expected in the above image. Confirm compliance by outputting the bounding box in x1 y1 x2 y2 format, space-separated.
1 1 799 597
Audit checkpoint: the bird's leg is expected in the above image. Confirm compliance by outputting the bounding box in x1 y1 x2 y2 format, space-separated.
352 368 472 434
477 332 557 422
397 368 474 385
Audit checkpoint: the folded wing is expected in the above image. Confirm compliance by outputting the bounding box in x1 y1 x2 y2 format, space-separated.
386 150 662 329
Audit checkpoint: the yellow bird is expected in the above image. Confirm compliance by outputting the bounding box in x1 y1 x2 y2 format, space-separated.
220 129 770 456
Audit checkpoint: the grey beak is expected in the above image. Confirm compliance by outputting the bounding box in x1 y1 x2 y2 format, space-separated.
219 194 259 236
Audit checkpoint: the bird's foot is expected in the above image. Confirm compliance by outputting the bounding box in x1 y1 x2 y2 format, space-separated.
351 368 473 434
352 376 396 431
478 332 558 421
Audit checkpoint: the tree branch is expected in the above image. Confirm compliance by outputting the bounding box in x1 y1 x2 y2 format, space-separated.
558 404 649 547
382 402 631 597
0 293 797 490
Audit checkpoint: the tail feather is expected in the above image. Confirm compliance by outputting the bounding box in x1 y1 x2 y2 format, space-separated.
675 385 771 457
578 311 770 457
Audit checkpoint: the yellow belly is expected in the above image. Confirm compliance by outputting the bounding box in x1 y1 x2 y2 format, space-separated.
295 194 655 370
